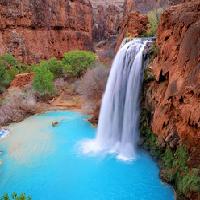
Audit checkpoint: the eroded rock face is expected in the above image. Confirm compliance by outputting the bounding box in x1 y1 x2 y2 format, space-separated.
123 0 185 13
145 0 200 162
90 0 124 42
115 12 148 51
0 0 94 63
10 73 34 88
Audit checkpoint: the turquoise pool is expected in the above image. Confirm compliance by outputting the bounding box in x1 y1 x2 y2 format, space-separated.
0 111 174 200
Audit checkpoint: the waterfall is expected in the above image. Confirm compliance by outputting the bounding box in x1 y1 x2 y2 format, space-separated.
81 38 152 161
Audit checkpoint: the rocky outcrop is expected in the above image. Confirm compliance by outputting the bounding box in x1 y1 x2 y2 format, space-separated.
145 0 200 163
0 0 94 63
115 12 148 51
10 73 34 88
123 0 186 13
90 0 124 42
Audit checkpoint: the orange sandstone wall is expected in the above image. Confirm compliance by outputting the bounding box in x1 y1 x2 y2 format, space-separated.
0 0 94 63
145 0 200 163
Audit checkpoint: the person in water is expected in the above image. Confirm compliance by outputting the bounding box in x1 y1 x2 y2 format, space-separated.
52 121 59 127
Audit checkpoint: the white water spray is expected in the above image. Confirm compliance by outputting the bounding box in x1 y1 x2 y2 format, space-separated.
81 38 151 161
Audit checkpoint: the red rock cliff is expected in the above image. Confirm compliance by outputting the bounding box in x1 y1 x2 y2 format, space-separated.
124 0 185 13
116 0 184 51
145 0 200 163
0 0 94 63
115 11 148 51
90 0 124 42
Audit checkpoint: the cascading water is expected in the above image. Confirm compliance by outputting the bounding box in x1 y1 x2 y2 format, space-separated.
81 38 152 161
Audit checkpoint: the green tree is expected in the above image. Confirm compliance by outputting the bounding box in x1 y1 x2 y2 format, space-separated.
62 51 96 77
33 66 54 96
0 54 30 93
38 58 63 78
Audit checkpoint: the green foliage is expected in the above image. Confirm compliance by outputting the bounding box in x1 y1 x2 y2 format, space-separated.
0 54 30 74
0 51 96 94
161 145 200 196
33 66 54 96
177 169 200 194
140 109 162 158
163 168 176 183
44 58 63 78
0 193 31 200
1 54 18 67
140 108 200 197
173 146 188 172
0 54 18 93
0 54 31 93
62 51 96 77
0 61 11 92
162 147 174 169
142 8 163 37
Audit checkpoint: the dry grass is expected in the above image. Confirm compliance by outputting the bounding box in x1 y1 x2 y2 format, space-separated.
78 65 109 102
0 86 36 126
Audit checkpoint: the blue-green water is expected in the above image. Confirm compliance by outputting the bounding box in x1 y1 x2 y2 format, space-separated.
0 111 174 200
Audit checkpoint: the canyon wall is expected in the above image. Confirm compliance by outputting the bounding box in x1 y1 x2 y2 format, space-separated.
124 0 185 13
145 0 200 163
0 0 94 63
90 0 124 42
115 12 148 51
116 0 184 51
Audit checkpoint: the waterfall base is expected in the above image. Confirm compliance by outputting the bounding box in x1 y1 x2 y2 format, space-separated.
80 139 136 161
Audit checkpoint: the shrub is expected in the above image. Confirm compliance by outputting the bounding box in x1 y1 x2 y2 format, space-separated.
142 8 163 37
177 169 200 194
173 146 189 172
140 109 163 158
44 58 63 78
0 53 18 67
140 108 200 198
0 54 18 92
0 87 36 126
0 61 11 93
0 54 29 75
33 66 54 96
162 147 174 169
0 54 30 93
160 145 200 196
77 64 109 102
0 192 31 200
62 51 96 77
